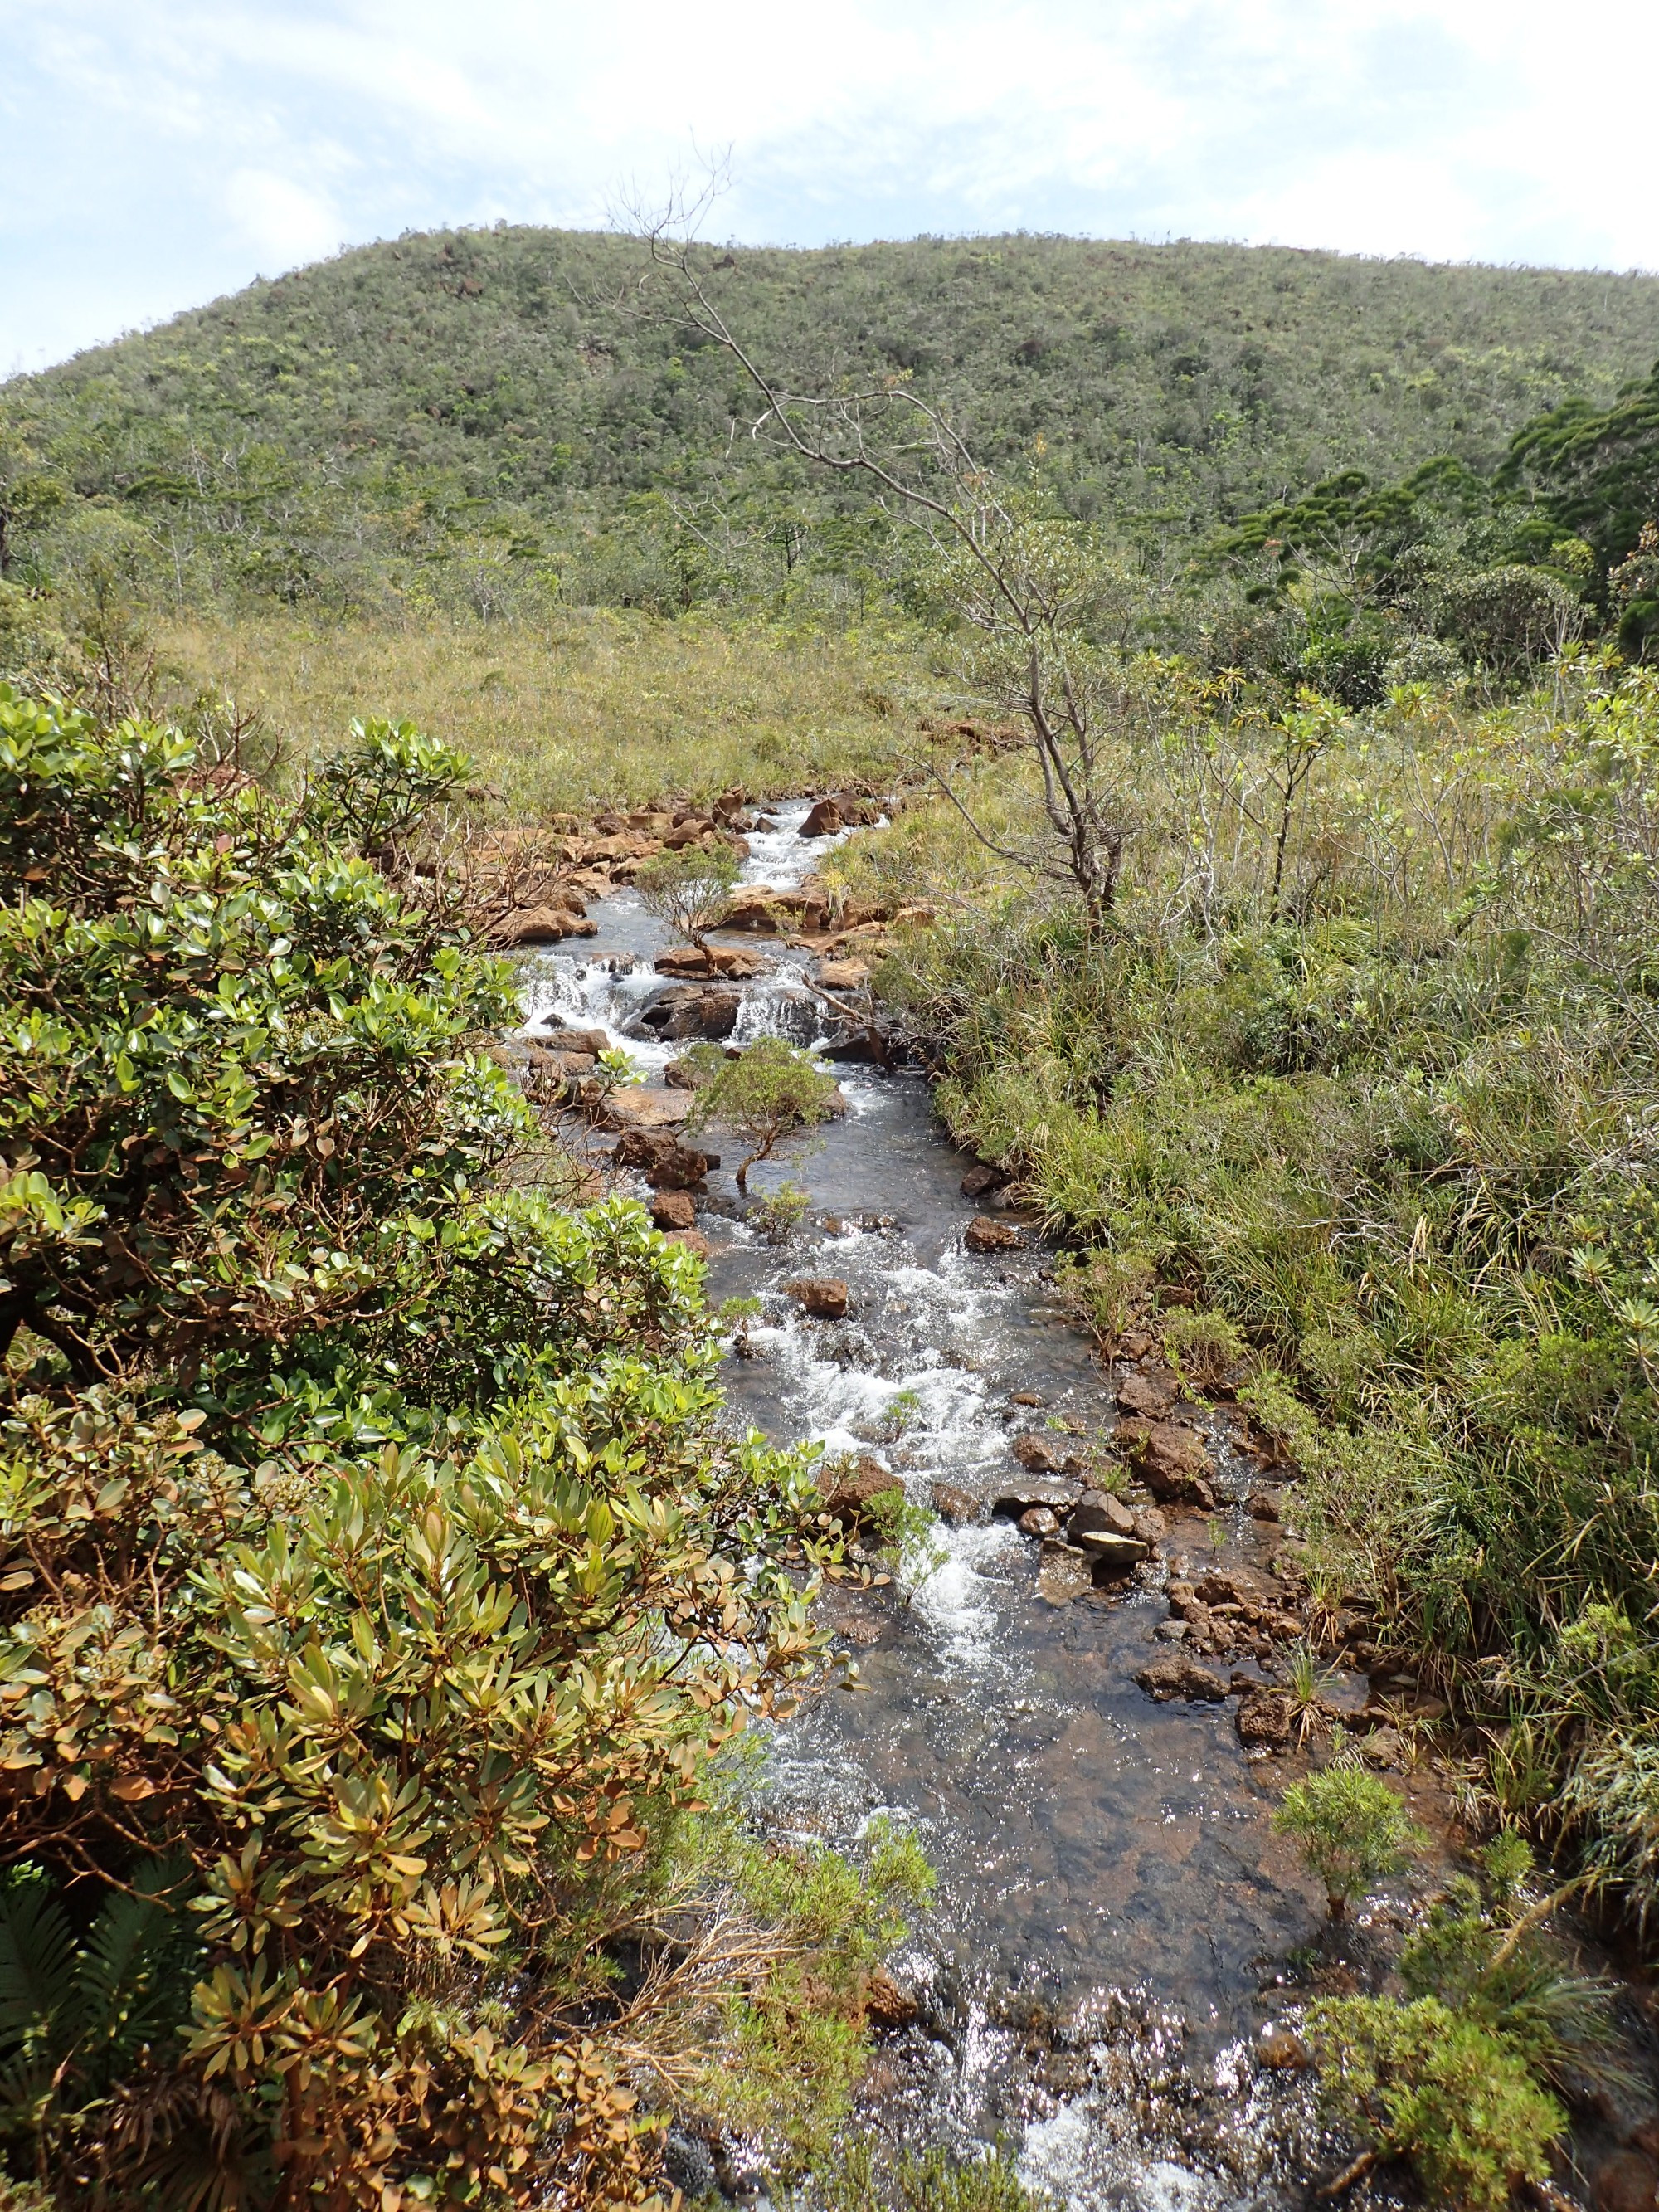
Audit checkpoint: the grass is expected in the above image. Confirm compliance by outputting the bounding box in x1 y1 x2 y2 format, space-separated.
155 607 934 814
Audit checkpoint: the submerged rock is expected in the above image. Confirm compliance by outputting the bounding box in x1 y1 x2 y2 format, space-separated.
931 1484 981 1525
1135 1655 1228 1702
1038 1541 1097 1606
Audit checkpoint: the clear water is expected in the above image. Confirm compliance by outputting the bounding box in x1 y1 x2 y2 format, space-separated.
511 806 1378 2206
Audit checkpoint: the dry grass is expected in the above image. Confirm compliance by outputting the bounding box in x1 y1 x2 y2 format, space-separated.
156 608 938 814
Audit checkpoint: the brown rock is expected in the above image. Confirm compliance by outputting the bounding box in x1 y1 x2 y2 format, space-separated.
965 1215 1023 1255
992 1477 1082 1516
1116 1419 1217 1506
817 960 870 989
1246 1488 1283 1522
1012 1432 1063 1474
1135 1656 1228 1703
799 797 845 837
1254 2027 1310 2072
583 833 661 863
655 945 767 980
1596 2153 1659 2212
666 1229 713 1259
650 1190 697 1231
1118 1368 1178 1419
1069 1490 1136 1540
1236 1689 1294 1749
931 1484 981 1525
961 1164 1003 1199
786 1277 849 1320
1131 1506 1168 1545
636 985 742 1042
1038 1541 1097 1606
722 885 786 933
1009 1390 1043 1407
613 1131 713 1188
1019 1505 1060 1536
498 904 586 944
820 1456 902 1531
600 1088 692 1133
542 1026 611 1057
863 1966 921 2031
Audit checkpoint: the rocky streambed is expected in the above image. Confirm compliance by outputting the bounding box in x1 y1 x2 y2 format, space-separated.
506 798 1659 2211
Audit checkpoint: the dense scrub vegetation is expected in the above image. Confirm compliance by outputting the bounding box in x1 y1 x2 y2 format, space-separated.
4 227 1659 624
0 694 931 2205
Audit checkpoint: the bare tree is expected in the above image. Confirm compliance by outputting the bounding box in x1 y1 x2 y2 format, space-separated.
619 185 1149 928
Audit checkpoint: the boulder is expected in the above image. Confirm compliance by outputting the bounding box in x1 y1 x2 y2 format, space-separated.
635 985 742 1041
1019 1506 1061 1537
600 1088 691 1134
799 797 845 838
722 885 786 933
965 1216 1023 1255
1012 1432 1064 1474
612 1131 714 1187
1246 1488 1283 1522
1038 1542 1097 1606
1132 1506 1169 1545
786 1277 849 1320
582 833 661 864
1135 1656 1228 1703
820 1456 902 1531
541 1026 611 1058
817 960 870 990
1118 1369 1178 1420
930 1484 981 1526
961 1164 1003 1199
1077 1532 1149 1570
666 1229 713 1259
1116 1419 1217 1507
527 1045 596 1084
499 904 590 945
1236 1689 1294 1750
651 1189 697 1231
655 946 767 981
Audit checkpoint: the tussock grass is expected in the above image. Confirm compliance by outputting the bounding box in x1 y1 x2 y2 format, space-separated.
156 608 932 813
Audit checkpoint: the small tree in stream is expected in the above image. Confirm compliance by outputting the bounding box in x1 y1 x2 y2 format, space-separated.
635 845 739 949
1273 1762 1427 1920
689 1036 842 1187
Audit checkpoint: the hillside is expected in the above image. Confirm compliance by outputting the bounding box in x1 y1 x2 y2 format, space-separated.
6 227 1659 617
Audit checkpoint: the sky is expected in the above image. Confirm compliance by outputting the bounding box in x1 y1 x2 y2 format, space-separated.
3 0 1657 378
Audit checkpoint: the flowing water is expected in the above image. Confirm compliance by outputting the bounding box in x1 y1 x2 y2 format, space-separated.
509 806 1453 2206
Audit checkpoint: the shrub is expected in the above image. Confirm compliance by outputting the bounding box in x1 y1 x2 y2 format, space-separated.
0 689 908 2208
633 846 740 948
1272 1763 1427 1919
1305 1994 1564 2212
688 1037 844 1188
1160 1305 1252 1394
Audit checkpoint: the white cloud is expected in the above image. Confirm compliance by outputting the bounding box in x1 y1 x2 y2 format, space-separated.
224 169 343 270
2 0 1657 370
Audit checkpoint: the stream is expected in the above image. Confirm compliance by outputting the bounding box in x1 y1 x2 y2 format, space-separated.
508 801 1639 2210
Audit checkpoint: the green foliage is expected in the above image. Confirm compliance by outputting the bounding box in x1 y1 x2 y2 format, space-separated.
1272 1764 1427 1918
1305 1994 1564 2212
6 229 1658 625
1159 1306 1251 1394
808 2136 1051 2212
0 685 911 2209
752 1178 814 1245
633 846 741 948
688 1038 843 1189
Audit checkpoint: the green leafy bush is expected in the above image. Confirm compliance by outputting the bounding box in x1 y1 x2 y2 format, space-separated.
0 689 912 2209
1272 1764 1426 1920
688 1038 843 1189
1305 1995 1564 2212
